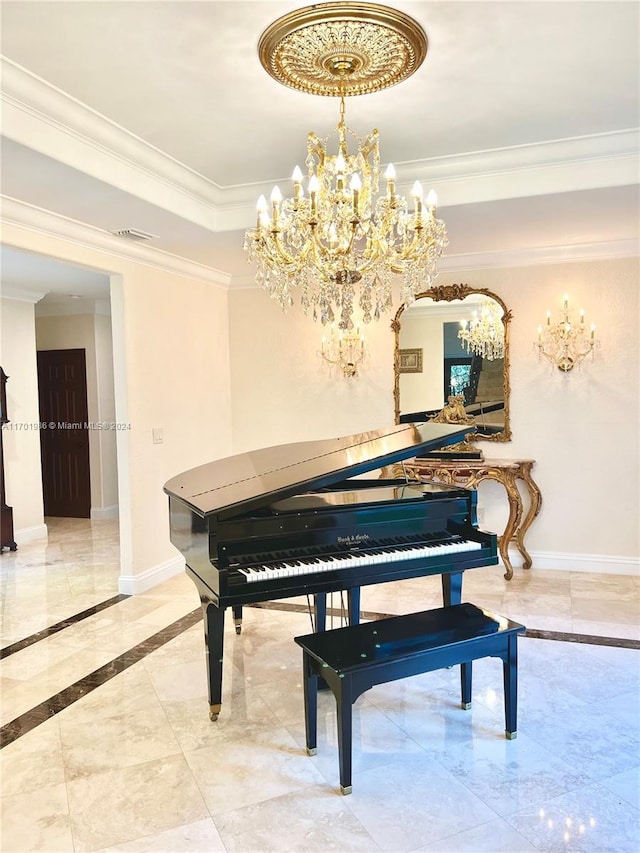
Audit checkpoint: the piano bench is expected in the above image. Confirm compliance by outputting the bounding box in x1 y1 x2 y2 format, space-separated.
294 603 525 795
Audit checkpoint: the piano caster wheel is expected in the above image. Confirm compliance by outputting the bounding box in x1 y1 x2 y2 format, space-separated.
506 730 517 740
306 747 317 756
461 701 472 710
209 704 221 722
340 785 353 796
235 624 242 635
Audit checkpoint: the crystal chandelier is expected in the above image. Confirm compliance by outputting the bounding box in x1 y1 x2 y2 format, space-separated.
244 3 448 331
458 300 505 361
320 324 367 378
536 294 596 372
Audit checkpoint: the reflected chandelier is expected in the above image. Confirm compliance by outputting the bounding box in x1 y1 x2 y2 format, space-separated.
458 299 505 361
244 3 448 331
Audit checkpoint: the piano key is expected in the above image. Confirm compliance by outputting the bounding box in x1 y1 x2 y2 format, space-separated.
237 538 483 582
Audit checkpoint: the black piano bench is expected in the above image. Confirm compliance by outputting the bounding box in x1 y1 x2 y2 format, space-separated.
294 603 525 795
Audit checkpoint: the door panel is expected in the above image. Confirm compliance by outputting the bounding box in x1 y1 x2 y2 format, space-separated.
37 349 91 518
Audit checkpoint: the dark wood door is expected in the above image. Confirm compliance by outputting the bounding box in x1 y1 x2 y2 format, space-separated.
37 349 91 518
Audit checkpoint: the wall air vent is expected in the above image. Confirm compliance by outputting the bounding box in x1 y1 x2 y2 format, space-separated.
112 228 158 241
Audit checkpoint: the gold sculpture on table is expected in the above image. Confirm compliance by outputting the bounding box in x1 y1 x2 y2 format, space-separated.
429 395 476 426
425 396 481 458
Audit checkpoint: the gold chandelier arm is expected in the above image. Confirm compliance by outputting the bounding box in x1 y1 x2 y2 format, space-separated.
261 229 302 270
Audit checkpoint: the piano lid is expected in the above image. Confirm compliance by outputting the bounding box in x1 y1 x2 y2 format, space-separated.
163 422 471 519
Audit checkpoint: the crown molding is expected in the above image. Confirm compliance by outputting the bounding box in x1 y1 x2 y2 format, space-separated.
0 282 48 303
1 56 226 230
2 194 636 293
0 196 231 288
2 57 638 234
438 239 640 272
34 297 110 317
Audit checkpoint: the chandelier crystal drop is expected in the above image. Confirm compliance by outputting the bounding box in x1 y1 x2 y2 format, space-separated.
244 3 448 331
458 300 505 361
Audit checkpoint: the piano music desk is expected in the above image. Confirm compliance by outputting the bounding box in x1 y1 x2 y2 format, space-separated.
296 603 525 794
391 458 542 580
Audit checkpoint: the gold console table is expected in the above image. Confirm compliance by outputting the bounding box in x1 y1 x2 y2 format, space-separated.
395 458 542 581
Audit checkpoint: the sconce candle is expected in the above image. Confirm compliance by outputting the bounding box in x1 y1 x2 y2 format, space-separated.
535 294 597 372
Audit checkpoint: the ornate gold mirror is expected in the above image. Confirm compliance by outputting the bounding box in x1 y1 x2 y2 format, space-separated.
392 283 511 442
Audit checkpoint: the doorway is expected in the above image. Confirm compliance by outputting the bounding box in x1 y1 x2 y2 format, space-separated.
37 348 91 518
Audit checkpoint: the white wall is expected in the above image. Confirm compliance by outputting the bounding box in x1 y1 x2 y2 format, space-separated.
2 222 233 592
0 297 46 542
94 312 118 512
230 256 640 572
229 290 393 450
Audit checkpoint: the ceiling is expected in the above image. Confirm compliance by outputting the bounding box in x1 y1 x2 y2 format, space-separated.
0 1 638 300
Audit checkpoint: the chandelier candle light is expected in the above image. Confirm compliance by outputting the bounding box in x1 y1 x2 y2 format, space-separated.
536 294 596 372
458 299 505 361
320 324 367 378
244 3 448 331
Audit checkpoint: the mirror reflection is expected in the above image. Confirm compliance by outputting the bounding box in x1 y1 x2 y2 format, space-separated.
392 284 511 441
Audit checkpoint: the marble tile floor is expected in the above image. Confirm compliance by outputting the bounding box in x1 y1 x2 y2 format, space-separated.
0 518 638 852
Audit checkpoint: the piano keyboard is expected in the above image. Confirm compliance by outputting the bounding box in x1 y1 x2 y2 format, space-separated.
236 535 482 583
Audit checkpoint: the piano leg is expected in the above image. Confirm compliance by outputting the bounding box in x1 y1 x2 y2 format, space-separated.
347 587 361 626
314 589 361 632
202 601 225 721
314 593 327 632
442 571 463 607
232 605 243 634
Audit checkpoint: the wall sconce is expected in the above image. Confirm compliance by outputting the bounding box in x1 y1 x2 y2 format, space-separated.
536 293 596 372
320 325 367 378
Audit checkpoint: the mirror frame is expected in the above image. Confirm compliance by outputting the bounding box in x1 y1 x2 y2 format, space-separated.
391 283 512 442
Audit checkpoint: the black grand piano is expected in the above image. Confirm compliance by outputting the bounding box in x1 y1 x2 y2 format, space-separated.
164 423 498 720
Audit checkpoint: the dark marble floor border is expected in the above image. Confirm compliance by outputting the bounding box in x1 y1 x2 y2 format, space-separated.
0 608 202 749
0 594 130 660
2 600 638 749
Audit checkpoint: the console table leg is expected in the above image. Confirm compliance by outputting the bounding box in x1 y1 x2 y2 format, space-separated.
515 468 543 570
497 474 523 581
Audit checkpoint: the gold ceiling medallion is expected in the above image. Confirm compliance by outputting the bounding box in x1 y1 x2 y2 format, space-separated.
258 3 428 98
245 3 447 331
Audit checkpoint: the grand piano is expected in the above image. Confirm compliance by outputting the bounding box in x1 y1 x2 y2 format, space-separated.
164 423 498 720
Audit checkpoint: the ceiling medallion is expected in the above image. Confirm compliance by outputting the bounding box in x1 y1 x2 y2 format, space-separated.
258 2 428 98
245 3 447 330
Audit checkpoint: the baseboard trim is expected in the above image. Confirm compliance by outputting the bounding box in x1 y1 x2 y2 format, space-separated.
509 548 639 576
118 554 184 595
14 523 48 546
90 505 119 520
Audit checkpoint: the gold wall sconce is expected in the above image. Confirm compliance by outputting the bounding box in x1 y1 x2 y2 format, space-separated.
536 294 596 372
320 325 367 379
